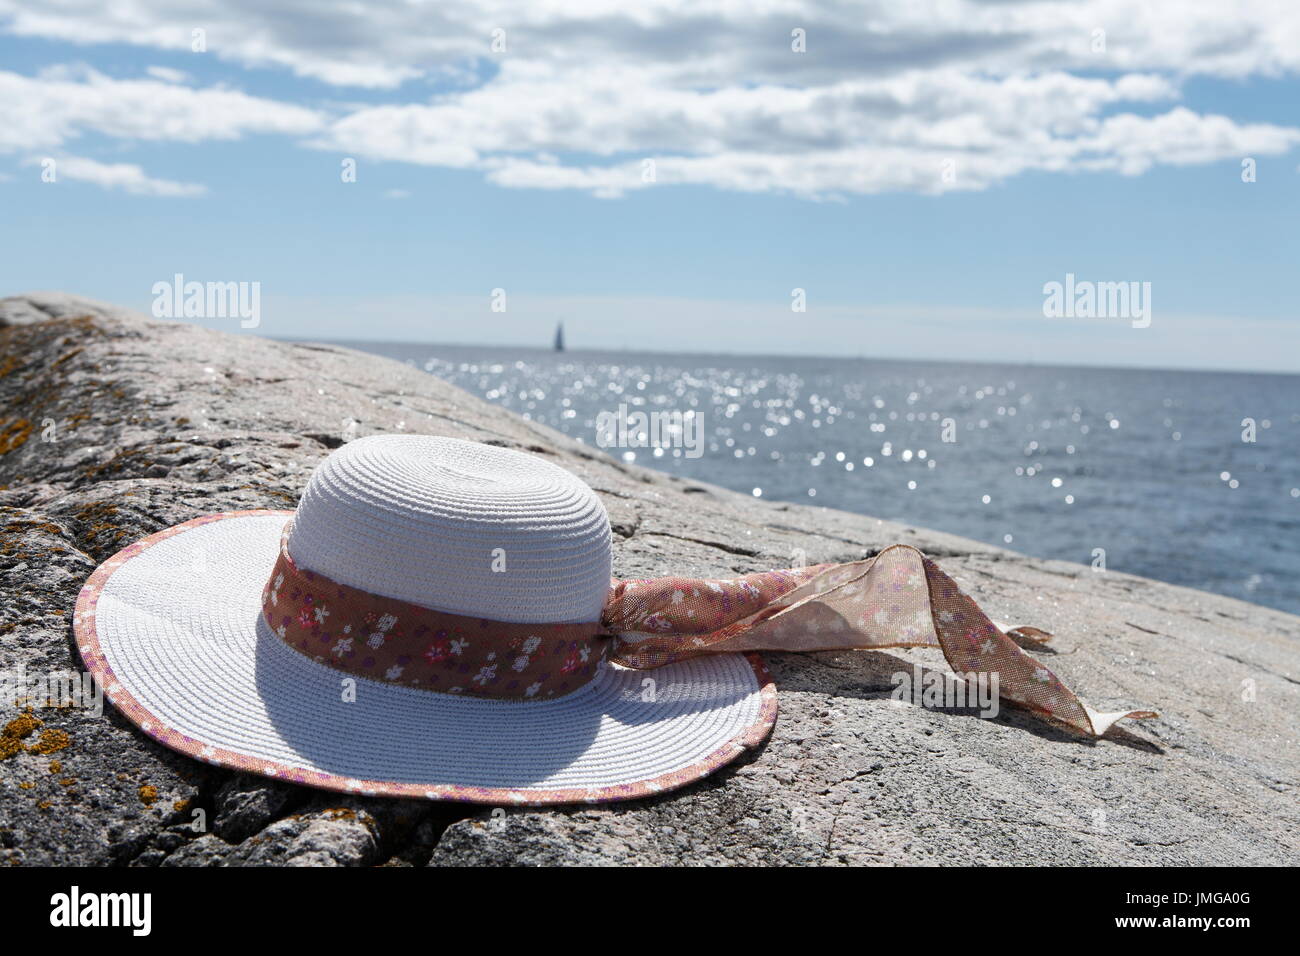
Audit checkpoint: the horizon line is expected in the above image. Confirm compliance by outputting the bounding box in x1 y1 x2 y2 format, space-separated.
282 333 1300 380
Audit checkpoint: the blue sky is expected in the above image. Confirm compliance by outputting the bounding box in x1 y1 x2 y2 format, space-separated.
2 2 1298 371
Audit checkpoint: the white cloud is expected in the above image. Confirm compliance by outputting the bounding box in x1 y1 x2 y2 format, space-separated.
25 154 206 196
1 1 1298 197
0 64 323 154
5 1 1300 87
145 65 191 84
316 64 1299 198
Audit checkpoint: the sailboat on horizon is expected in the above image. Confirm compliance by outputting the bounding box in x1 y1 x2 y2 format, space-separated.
554 320 565 352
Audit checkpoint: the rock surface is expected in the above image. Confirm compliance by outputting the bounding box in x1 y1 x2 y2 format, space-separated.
1 291 1297 866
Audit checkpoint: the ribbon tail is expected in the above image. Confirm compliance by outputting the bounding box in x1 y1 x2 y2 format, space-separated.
920 554 1155 736
998 624 1054 643
1083 704 1160 736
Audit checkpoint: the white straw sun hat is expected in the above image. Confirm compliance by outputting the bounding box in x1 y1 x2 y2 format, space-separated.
75 435 775 804
77 434 1153 805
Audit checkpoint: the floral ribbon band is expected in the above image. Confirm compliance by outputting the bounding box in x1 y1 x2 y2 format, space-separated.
263 527 1155 735
262 527 605 701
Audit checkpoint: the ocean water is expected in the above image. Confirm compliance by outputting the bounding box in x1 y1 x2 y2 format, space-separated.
343 342 1300 616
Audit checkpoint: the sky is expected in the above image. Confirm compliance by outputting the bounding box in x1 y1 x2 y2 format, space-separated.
1 1 1298 372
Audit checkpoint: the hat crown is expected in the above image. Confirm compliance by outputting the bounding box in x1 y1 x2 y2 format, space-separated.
286 435 612 623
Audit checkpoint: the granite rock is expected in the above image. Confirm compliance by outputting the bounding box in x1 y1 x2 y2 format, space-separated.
1 292 1297 866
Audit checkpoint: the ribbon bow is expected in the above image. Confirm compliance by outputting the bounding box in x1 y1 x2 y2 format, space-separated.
603 545 1155 736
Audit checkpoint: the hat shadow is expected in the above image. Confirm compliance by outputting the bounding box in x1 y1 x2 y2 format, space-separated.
253 616 757 790
767 648 1160 751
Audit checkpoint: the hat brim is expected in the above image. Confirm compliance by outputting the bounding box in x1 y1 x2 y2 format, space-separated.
75 511 777 804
